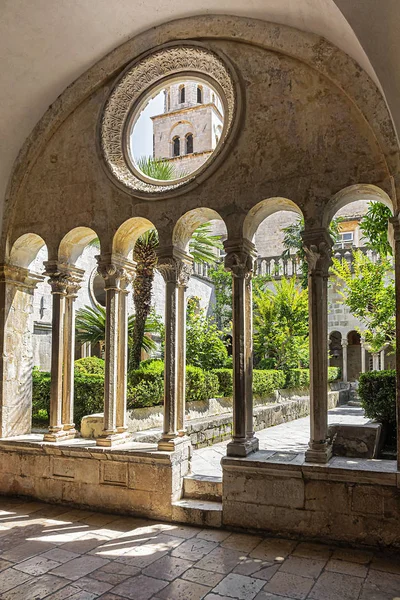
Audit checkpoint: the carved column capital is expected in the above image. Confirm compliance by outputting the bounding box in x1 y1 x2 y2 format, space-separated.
224 239 256 278
96 255 135 291
157 248 193 286
44 261 84 296
0 264 44 290
301 229 333 276
341 339 348 348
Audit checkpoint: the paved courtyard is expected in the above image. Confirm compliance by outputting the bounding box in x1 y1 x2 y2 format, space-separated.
0 497 399 599
192 406 370 476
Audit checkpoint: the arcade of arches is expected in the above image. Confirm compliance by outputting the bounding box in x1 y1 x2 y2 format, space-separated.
1 15 400 549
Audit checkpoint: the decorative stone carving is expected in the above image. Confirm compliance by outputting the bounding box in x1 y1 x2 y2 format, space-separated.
157 256 193 285
303 241 332 275
96 257 134 290
100 44 237 196
224 251 254 278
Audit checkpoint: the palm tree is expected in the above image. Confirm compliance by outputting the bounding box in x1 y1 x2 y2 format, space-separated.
75 303 158 360
130 223 223 369
137 156 176 180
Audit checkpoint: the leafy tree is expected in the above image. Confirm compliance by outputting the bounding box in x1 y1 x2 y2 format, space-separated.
331 251 395 352
359 201 392 257
130 223 223 369
75 303 159 360
253 277 309 370
186 297 228 370
208 262 232 329
282 216 342 288
136 156 176 180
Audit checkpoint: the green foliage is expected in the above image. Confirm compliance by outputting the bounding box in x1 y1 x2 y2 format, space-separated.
285 367 340 388
331 250 395 352
185 366 219 403
358 370 396 425
211 368 233 397
252 369 286 398
136 156 176 180
74 357 105 375
208 262 232 329
186 298 228 370
282 216 342 288
253 277 309 370
129 378 164 408
32 368 51 424
189 223 223 264
359 202 392 257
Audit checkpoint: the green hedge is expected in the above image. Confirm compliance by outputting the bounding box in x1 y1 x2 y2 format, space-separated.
253 369 285 399
211 369 233 397
74 357 105 375
285 367 340 389
358 370 396 425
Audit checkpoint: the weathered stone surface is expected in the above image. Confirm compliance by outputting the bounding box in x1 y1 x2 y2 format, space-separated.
328 422 383 458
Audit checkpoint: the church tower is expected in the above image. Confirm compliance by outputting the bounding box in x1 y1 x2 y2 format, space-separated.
151 81 223 177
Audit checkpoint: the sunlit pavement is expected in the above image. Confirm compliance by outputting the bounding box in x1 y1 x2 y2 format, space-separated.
0 496 399 599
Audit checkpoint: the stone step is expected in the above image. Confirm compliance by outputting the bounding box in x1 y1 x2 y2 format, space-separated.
172 499 222 528
348 400 362 407
183 474 223 502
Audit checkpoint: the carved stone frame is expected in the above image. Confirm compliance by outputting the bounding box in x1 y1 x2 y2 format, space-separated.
99 42 240 198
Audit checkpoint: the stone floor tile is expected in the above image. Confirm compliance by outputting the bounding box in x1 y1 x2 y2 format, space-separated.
40 548 81 563
89 568 131 586
112 574 168 599
203 595 236 600
42 585 85 600
291 542 332 561
331 547 373 564
359 569 400 599
370 554 400 575
254 593 295 600
0 567 32 593
158 524 200 539
263 571 314 600
96 561 141 577
308 571 364 600
156 577 210 599
171 538 218 561
60 534 110 555
2 573 70 599
14 554 61 575
279 555 327 579
61 592 97 600
50 555 110 580
196 529 232 542
0 558 13 572
325 558 368 578
143 554 193 581
96 594 126 600
251 564 280 581
1 539 58 562
212 573 265 599
250 539 296 562
221 533 263 553
195 546 245 574
233 558 273 577
182 567 224 587
112 534 183 567
73 575 113 595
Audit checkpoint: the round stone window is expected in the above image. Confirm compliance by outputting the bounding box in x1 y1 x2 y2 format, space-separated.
100 44 238 197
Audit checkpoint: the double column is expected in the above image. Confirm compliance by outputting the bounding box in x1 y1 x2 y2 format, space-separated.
302 229 333 463
157 248 192 451
43 261 83 442
96 256 134 446
341 338 348 383
224 239 259 457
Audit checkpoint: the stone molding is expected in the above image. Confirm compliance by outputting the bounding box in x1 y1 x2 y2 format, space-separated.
96 255 135 291
224 239 256 278
0 263 44 290
100 43 237 197
43 261 84 296
302 229 333 276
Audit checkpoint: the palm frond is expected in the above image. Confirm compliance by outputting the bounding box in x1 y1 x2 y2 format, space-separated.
137 156 176 180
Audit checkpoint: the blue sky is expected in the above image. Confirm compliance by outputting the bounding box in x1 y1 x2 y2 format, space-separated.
130 91 164 162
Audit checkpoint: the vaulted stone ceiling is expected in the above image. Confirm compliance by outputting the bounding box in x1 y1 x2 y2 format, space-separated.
1 0 399 230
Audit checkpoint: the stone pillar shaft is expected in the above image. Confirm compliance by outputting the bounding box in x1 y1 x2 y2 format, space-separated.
157 250 192 451
224 239 258 457
361 337 366 373
341 339 348 384
380 348 385 371
391 216 400 470
302 229 333 464
96 257 134 447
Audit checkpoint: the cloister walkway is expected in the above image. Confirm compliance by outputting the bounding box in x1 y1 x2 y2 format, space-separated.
191 406 370 477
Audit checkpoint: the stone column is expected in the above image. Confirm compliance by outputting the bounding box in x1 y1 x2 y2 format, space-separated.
0 265 43 437
302 229 333 463
96 256 134 446
176 261 192 434
157 248 192 451
224 239 259 457
372 353 380 371
341 339 348 383
43 262 82 442
391 216 400 470
360 336 366 373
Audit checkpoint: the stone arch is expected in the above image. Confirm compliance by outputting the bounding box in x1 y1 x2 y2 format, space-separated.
323 183 394 228
112 217 156 258
173 207 225 254
58 226 99 266
9 233 47 269
243 197 303 242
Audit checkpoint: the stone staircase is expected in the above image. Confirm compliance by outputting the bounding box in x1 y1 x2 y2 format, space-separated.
347 382 362 407
172 474 223 528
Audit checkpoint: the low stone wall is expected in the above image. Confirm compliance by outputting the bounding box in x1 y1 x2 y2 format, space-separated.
222 452 400 548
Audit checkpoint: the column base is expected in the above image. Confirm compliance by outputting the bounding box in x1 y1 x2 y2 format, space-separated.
305 441 332 464
96 431 130 447
157 435 190 452
43 428 77 443
227 437 259 457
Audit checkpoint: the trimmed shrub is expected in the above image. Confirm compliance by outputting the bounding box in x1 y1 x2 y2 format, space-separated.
212 368 233 397
328 367 341 382
253 369 285 399
358 370 396 425
74 357 105 375
129 378 164 409
32 368 50 423
285 367 340 389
